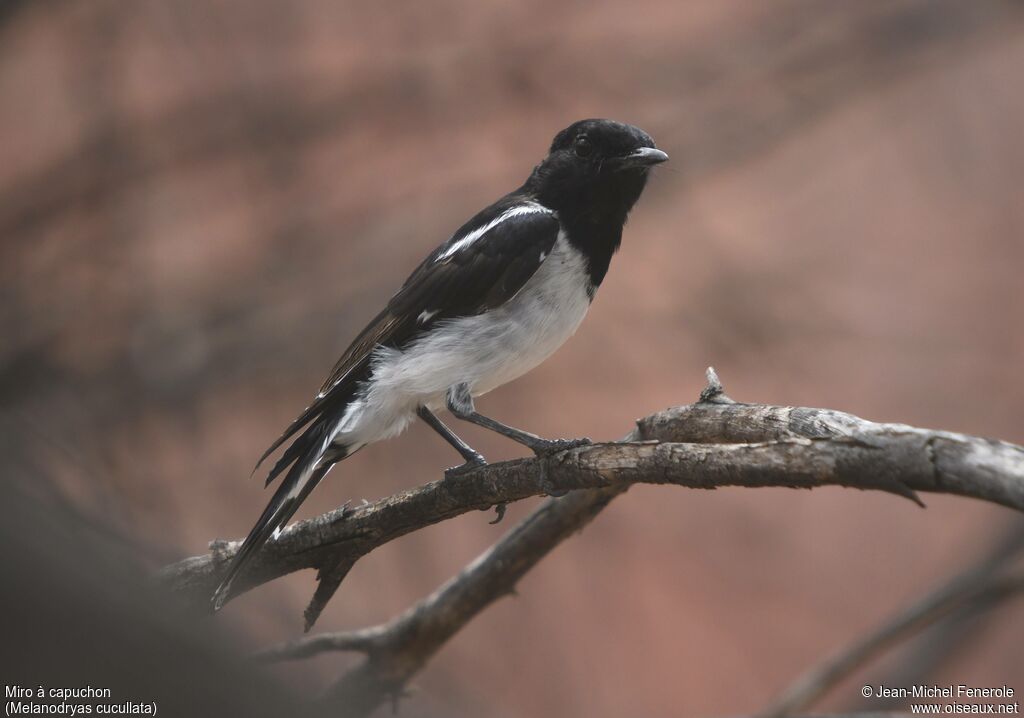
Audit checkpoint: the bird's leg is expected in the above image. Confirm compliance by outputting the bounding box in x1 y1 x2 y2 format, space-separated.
446 383 591 460
417 406 487 477
417 406 507 521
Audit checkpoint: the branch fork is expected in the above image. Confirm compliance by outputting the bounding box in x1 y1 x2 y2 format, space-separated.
161 369 1024 716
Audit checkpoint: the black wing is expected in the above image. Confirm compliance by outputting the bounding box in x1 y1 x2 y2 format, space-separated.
386 202 561 341
254 198 560 480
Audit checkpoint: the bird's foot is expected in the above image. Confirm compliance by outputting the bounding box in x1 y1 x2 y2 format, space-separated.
444 453 488 480
528 438 591 497
528 436 592 457
532 456 567 499
208 538 232 562
337 499 353 519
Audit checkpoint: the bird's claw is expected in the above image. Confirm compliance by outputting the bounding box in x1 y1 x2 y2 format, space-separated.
527 438 591 496
444 454 488 480
529 436 592 457
209 539 232 562
488 503 507 524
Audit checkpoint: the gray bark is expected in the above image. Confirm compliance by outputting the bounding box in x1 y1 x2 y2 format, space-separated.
161 369 1024 627
164 369 1024 716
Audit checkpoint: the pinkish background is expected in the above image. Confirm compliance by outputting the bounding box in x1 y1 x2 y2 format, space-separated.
2 1 1022 716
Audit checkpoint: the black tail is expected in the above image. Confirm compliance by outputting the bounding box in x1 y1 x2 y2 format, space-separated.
211 425 348 611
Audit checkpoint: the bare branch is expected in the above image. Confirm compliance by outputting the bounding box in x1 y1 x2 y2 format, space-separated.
265 485 626 716
162 372 1024 714
262 515 1024 718
699 366 735 404
758 571 1024 718
849 523 1024 710
255 626 386 662
162 378 1024 631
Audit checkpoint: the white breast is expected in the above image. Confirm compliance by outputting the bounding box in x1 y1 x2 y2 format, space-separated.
336 232 592 447
458 231 592 395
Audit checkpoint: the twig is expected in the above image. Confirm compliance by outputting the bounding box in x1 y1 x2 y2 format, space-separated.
255 626 386 662
847 522 1024 712
758 544 1024 718
262 485 626 717
162 371 1024 631
217 370 1024 715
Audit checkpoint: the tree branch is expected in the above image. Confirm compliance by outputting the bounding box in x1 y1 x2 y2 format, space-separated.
161 370 1024 715
162 369 1024 633
848 522 1024 712
758 540 1024 718
258 485 624 716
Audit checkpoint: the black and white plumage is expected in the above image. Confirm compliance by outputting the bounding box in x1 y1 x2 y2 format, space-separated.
212 119 667 609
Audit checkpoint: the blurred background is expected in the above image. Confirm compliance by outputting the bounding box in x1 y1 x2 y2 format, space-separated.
2 0 1022 716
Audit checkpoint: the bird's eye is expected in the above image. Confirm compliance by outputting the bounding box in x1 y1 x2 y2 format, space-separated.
574 136 593 158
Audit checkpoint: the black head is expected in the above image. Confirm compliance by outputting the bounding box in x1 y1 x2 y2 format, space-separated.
527 119 667 223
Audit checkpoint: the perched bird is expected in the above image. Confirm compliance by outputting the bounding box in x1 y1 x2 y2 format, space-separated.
212 119 667 609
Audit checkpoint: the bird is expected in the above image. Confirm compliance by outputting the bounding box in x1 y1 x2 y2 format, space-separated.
211 118 667 610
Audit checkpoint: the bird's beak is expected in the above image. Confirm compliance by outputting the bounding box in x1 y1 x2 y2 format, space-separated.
613 147 669 170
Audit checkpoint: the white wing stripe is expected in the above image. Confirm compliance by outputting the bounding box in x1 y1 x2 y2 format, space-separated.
317 203 553 399
437 203 552 261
